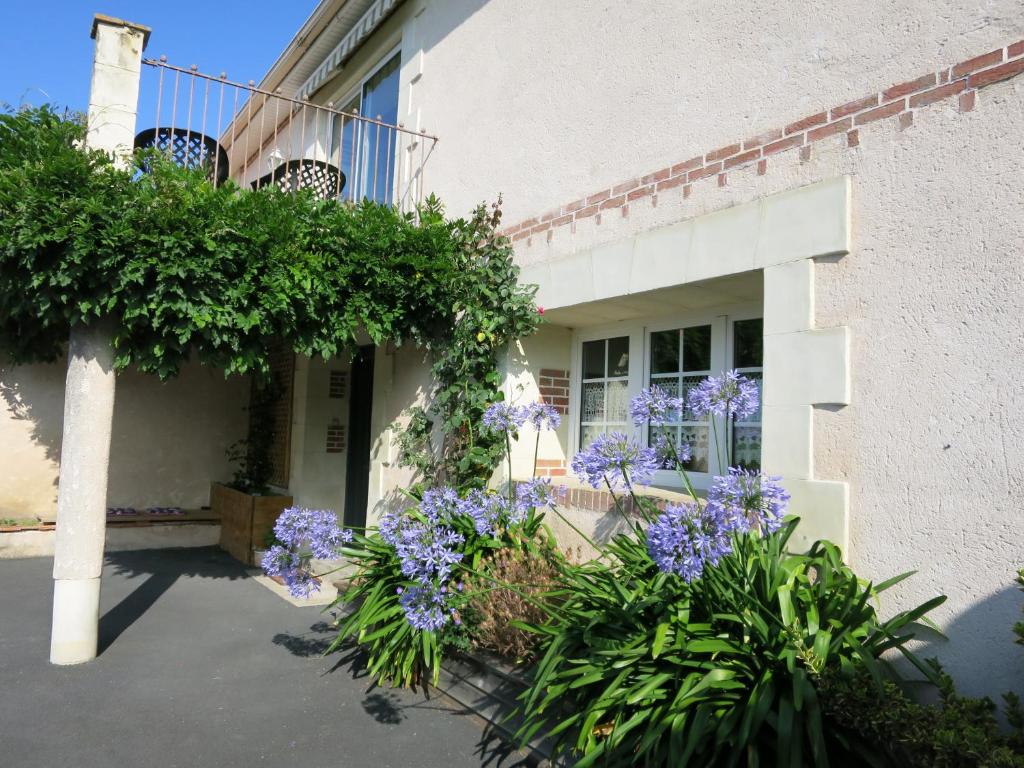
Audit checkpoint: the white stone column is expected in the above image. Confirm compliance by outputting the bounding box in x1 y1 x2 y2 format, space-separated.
50 15 149 666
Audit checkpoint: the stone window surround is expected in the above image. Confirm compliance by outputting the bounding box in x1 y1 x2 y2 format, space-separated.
518 176 852 553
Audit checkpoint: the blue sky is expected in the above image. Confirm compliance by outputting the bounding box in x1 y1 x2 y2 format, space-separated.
0 2 315 111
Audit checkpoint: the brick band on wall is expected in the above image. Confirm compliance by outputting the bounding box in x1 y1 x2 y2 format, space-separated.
538 368 570 415
502 39 1024 244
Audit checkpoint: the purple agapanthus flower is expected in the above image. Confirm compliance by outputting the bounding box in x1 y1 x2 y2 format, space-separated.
706 468 789 534
458 489 508 536
378 509 403 546
272 507 346 560
652 433 693 468
261 545 321 598
482 402 529 434
645 502 733 583
525 402 562 431
393 520 465 584
514 477 556 520
630 386 683 425
419 486 460 524
571 432 660 489
687 370 760 420
398 583 455 631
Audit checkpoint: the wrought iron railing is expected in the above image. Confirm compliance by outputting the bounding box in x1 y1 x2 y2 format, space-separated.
136 57 437 212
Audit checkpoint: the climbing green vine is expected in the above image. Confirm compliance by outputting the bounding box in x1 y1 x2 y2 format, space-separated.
0 105 539 485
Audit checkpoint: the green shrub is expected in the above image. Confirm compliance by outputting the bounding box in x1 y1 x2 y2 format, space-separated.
516 520 944 767
820 664 1024 767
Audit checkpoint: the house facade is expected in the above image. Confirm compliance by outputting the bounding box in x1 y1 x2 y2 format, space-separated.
247 0 1022 695
2 0 1021 694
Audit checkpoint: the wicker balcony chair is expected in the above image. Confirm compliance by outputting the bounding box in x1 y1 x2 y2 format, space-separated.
251 159 345 200
133 127 230 187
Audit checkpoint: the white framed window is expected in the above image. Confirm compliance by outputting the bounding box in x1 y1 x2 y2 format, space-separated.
568 305 762 490
328 48 402 204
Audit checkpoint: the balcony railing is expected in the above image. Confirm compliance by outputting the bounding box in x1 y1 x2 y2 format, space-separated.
135 57 437 213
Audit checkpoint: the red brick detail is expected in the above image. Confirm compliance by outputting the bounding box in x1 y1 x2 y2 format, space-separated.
611 178 640 196
326 423 346 453
670 157 702 175
641 167 671 185
854 100 905 126
785 111 827 135
656 174 687 192
689 162 722 181
807 117 852 141
538 369 570 415
952 49 1004 79
830 94 879 120
627 185 653 201
763 134 803 156
705 143 741 162
909 80 966 108
968 56 1024 89
502 39 1024 241
743 128 783 150
883 73 936 100
723 147 762 169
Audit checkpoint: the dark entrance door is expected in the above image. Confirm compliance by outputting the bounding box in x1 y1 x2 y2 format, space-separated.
343 346 374 530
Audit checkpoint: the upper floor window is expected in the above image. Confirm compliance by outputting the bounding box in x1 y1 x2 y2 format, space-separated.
330 51 401 204
572 310 763 489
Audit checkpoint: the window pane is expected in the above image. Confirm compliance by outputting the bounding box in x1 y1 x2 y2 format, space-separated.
648 425 673 469
683 325 712 372
650 330 680 374
358 53 401 203
580 425 604 450
581 382 605 421
607 336 630 377
606 381 629 422
680 426 709 473
732 426 761 470
582 340 605 379
733 318 763 368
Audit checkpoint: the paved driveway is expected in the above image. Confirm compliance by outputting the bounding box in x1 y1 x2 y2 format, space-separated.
0 547 528 767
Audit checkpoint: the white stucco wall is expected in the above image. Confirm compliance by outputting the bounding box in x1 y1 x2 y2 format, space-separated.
0 358 249 519
406 0 1022 224
281 0 1024 696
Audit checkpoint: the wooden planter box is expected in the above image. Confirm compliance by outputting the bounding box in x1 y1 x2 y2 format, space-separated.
211 483 292 565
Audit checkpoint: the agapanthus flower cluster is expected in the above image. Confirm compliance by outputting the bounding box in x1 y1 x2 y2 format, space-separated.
397 583 459 631
260 507 354 598
645 502 734 583
705 468 789 534
482 401 529 433
630 386 683 425
514 476 556 518
458 489 509 536
419 486 460 524
393 519 465 583
525 402 562 431
571 432 661 489
687 370 760 420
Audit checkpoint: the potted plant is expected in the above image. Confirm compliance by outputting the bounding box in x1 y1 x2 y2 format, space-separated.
213 378 292 565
